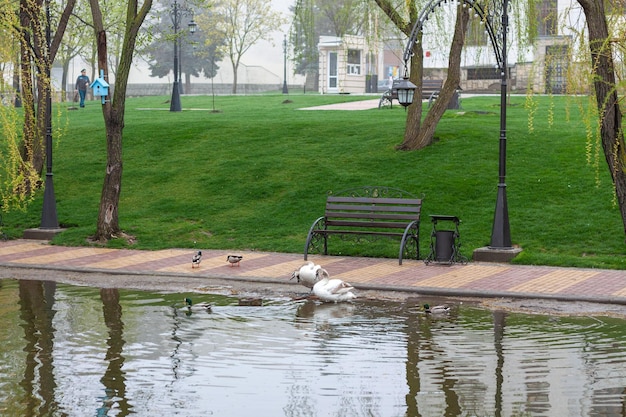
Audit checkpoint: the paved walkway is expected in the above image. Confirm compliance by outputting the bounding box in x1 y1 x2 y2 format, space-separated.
298 98 382 111
1 239 626 305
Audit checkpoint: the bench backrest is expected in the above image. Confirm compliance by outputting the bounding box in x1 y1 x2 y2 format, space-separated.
325 196 422 230
422 79 443 92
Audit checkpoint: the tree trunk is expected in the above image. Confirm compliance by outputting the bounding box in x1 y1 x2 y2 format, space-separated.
577 0 626 236
93 29 123 240
231 59 238 94
414 6 469 148
399 6 469 150
17 0 76 181
374 0 466 151
89 0 152 242
19 0 42 179
97 118 124 240
397 34 424 150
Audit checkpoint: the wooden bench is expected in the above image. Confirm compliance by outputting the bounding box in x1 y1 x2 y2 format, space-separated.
303 187 422 265
379 79 443 109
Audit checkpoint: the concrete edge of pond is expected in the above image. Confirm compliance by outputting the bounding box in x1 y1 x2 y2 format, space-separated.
1 239 626 317
2 261 626 318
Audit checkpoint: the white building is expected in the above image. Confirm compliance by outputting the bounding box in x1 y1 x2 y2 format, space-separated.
316 0 597 95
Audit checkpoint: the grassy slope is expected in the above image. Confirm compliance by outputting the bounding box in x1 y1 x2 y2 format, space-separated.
2 93 624 268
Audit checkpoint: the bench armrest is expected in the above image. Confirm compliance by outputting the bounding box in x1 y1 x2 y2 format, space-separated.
304 216 326 260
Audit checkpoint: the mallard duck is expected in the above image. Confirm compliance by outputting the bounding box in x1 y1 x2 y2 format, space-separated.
226 254 243 267
191 251 202 268
312 276 357 303
184 297 212 312
423 303 450 314
290 261 326 289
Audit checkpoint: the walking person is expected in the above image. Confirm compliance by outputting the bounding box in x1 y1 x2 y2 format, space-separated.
75 69 90 108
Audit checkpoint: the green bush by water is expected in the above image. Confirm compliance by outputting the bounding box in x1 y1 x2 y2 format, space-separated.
2 94 624 268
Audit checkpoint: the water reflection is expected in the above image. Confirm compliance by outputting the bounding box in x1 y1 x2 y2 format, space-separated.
18 280 60 417
0 278 625 416
99 288 129 416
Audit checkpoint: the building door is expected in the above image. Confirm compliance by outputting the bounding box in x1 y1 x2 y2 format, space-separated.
327 51 338 92
545 45 567 94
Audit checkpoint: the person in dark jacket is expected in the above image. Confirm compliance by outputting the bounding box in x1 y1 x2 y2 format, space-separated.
75 69 90 108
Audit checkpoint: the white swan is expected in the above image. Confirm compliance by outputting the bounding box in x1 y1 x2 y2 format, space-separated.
312 276 357 303
291 261 325 288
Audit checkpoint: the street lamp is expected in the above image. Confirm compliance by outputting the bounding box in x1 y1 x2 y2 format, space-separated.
282 35 289 94
400 0 518 260
40 0 59 230
170 0 196 112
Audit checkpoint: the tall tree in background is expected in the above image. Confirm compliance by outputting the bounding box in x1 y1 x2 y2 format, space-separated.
55 0 91 101
290 0 369 91
88 0 152 242
318 0 366 36
144 2 224 92
207 0 285 94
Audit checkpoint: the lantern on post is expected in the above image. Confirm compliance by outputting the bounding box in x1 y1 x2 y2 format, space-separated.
395 76 417 108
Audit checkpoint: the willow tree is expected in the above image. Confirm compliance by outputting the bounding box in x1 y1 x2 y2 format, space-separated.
88 0 152 242
0 0 74 216
17 0 75 175
576 0 626 235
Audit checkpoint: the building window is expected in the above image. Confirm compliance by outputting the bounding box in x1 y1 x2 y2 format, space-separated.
347 49 361 75
538 0 558 36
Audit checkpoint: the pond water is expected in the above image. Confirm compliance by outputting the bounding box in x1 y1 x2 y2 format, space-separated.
1 278 626 417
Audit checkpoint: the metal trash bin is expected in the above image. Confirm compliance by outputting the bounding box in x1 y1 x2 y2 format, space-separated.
435 230 455 262
425 215 467 265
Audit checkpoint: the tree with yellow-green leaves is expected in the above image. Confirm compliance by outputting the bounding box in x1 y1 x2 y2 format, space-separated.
0 0 75 219
574 0 626 237
374 0 626 237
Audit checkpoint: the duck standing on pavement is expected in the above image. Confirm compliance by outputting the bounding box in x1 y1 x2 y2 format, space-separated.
191 251 202 268
226 254 243 267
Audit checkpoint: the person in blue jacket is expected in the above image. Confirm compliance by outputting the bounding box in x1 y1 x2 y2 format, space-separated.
75 69 90 108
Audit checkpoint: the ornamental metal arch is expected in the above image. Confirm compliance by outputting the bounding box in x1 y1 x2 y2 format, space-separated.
402 0 508 74
402 0 513 251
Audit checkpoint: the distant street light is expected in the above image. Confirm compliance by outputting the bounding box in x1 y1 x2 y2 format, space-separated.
170 0 197 112
282 35 289 94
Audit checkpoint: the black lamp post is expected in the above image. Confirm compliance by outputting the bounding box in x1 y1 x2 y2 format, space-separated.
40 0 59 230
282 35 289 94
400 0 515 256
170 0 196 112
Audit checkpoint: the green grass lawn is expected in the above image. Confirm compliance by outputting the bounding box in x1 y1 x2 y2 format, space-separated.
2 93 625 269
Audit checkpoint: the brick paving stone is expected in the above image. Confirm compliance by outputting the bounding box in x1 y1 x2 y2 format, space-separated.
1 239 626 304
